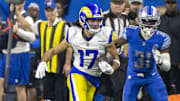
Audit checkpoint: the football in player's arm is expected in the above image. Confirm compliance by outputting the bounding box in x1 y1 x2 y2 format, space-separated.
35 4 120 101
114 6 170 101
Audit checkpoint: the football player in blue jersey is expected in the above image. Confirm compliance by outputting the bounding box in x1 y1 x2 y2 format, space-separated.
115 5 171 101
35 4 120 101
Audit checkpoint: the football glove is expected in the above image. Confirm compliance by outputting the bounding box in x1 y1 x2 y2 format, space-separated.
152 49 162 65
98 61 114 75
35 62 48 79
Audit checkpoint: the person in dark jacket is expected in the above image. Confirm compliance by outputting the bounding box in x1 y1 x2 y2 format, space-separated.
158 0 180 94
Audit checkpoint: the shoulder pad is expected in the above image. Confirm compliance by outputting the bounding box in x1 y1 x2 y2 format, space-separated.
101 26 114 35
156 30 169 37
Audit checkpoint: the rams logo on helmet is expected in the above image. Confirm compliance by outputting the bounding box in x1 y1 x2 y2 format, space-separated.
79 4 104 34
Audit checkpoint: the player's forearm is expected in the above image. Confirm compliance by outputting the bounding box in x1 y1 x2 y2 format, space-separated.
112 52 120 71
114 37 127 48
41 49 56 62
107 42 120 71
41 39 69 62
112 60 120 71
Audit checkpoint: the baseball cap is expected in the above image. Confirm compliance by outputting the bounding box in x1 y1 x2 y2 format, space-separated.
111 0 125 3
130 0 143 4
28 3 40 11
45 1 56 9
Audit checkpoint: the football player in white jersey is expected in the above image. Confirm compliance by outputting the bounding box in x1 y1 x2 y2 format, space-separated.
35 3 120 101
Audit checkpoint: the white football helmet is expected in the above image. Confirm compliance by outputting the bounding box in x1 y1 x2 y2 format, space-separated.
138 6 160 40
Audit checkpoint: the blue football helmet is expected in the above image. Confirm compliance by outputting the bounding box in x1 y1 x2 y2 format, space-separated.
138 5 160 39
79 4 103 34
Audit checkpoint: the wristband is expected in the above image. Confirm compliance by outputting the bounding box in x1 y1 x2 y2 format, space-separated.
113 59 120 66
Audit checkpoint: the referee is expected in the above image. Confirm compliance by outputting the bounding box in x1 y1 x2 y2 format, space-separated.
32 1 72 101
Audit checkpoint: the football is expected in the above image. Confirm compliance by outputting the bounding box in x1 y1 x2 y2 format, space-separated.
98 54 113 65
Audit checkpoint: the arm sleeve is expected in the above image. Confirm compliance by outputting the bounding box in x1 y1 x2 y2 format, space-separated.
25 16 34 26
16 28 36 42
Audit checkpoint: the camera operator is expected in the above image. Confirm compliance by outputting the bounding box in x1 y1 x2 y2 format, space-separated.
128 0 143 25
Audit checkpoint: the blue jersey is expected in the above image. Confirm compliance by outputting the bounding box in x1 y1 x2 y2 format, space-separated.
122 25 171 73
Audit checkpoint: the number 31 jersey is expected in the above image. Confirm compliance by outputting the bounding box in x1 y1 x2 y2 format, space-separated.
122 25 171 73
65 26 115 77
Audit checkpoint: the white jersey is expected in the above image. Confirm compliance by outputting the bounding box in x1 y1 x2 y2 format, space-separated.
65 26 115 77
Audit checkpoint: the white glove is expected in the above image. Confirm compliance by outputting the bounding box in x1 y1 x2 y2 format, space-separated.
98 61 114 75
152 49 162 65
35 62 48 79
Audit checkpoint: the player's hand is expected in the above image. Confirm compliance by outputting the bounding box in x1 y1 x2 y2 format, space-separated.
35 62 48 79
152 49 162 65
98 61 114 75
62 64 71 77
114 39 120 48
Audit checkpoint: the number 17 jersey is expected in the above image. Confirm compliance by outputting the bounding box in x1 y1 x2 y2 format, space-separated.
65 26 115 77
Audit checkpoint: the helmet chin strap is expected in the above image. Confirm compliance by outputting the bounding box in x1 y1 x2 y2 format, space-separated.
141 27 154 40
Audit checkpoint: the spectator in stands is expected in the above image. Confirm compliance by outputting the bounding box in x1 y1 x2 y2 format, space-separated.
55 0 64 21
27 3 41 23
58 0 71 17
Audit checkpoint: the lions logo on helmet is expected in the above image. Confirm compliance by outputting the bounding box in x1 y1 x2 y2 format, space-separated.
138 5 160 40
79 4 103 34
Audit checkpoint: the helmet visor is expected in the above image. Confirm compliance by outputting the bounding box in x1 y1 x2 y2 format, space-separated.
141 19 157 26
